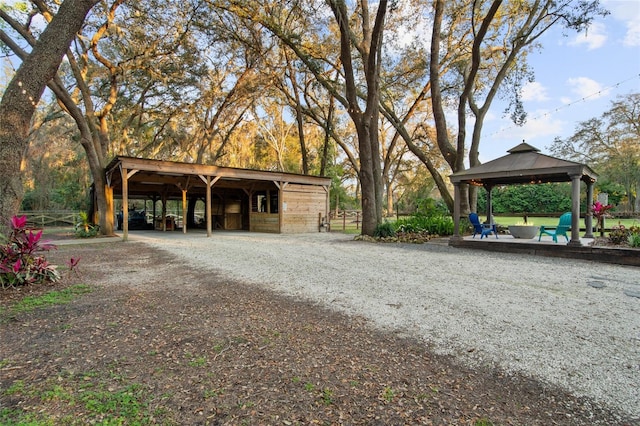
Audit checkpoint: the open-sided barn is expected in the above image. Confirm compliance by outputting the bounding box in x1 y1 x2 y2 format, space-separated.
105 157 331 240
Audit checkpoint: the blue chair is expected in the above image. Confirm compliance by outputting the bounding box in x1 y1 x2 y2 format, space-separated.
469 213 498 239
539 212 571 243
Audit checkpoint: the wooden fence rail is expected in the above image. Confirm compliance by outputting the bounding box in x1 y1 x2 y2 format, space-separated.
329 210 361 231
18 211 81 228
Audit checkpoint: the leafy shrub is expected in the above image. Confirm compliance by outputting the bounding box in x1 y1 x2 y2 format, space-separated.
374 221 396 238
0 216 60 288
608 225 630 245
414 197 449 216
75 225 100 238
628 226 640 248
395 215 454 236
75 211 100 238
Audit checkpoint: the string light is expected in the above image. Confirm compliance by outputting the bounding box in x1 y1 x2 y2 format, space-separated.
489 73 640 136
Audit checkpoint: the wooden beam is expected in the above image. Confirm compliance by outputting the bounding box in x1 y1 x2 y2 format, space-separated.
182 189 187 234
278 181 284 233
206 176 212 237
105 184 114 235
121 166 129 242
113 156 331 187
199 175 221 187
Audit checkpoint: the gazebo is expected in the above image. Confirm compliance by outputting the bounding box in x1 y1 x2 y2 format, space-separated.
449 142 598 247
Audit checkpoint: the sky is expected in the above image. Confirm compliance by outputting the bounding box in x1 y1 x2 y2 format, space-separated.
1 0 638 167
478 0 640 163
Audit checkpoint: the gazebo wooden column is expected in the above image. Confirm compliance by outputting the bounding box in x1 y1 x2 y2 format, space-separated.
568 173 583 247
584 181 595 238
484 184 494 225
451 182 463 241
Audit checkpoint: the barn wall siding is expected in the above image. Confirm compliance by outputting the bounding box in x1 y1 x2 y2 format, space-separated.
281 184 327 233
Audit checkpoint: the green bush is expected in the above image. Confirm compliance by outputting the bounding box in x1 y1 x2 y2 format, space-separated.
608 225 630 245
628 226 640 248
75 225 100 238
374 222 396 238
75 211 100 238
395 215 453 236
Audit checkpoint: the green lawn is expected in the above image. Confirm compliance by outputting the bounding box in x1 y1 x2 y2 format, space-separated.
328 214 639 235
492 215 639 229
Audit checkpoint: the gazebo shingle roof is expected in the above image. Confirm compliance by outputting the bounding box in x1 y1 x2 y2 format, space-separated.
449 142 597 186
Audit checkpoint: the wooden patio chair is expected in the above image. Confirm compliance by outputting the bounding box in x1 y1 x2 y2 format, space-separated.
538 212 571 243
469 213 498 239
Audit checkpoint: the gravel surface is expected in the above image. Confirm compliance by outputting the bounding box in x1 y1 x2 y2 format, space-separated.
128 230 640 419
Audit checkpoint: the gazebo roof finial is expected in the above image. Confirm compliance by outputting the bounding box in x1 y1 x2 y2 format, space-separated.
507 141 540 154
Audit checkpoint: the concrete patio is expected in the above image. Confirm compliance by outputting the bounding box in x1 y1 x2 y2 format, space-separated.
449 233 639 267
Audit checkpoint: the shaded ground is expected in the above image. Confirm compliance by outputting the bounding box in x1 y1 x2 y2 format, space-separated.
0 237 635 425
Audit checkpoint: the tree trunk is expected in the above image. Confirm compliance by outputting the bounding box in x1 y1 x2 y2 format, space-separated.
286 58 309 175
0 0 99 232
328 0 387 236
386 180 394 217
354 118 379 235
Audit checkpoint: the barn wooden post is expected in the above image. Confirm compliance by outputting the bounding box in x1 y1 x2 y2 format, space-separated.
120 166 129 242
105 184 114 235
161 192 167 232
206 176 212 237
182 189 188 234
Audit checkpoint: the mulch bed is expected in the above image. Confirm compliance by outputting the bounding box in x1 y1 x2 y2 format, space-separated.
0 237 635 425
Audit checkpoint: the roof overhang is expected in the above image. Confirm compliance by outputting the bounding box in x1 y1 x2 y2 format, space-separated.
105 156 331 199
449 143 598 187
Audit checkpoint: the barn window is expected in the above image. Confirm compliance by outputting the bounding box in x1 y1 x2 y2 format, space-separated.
252 190 279 213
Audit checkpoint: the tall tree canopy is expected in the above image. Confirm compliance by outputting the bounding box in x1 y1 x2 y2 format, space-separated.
549 92 640 213
0 0 100 232
0 0 611 236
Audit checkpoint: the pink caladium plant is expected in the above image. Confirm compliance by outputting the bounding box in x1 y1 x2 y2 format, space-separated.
592 201 613 219
1 215 59 288
11 215 28 229
591 201 614 236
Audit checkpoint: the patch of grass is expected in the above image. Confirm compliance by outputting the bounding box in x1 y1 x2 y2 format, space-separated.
204 388 224 399
80 383 147 420
188 356 207 367
238 401 255 409
1 378 154 425
4 379 26 395
382 386 395 402
475 418 495 426
321 388 334 406
0 407 54 425
9 284 92 314
41 384 74 402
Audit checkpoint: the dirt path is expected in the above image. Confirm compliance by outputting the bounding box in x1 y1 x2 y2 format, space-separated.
0 239 635 425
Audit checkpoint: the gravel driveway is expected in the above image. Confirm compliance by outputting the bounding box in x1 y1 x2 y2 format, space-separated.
128 230 640 419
